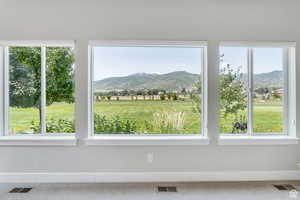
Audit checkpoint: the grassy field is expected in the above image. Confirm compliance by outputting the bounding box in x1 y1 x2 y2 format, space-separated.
219 102 283 133
9 100 283 134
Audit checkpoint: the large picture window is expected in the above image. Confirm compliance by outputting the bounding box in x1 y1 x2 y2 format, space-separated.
219 42 295 136
1 41 75 136
90 41 207 135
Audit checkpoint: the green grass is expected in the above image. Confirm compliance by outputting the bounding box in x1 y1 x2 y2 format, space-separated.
9 100 283 134
93 100 201 134
219 102 283 133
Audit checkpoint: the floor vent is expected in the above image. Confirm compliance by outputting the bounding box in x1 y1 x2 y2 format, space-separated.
157 186 177 192
9 188 32 193
273 184 296 191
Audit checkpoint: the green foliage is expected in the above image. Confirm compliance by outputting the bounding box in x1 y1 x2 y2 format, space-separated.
191 93 201 113
191 75 202 113
219 64 247 118
160 94 166 100
231 115 247 134
167 93 172 100
9 47 74 108
171 93 178 100
100 96 106 101
94 113 137 134
9 47 41 108
31 118 75 133
46 47 75 105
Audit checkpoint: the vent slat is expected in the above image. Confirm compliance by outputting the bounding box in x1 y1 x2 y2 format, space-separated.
273 184 296 191
157 186 177 192
9 187 32 193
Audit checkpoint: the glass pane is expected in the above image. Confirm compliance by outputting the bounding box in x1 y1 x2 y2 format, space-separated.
93 46 203 134
253 48 284 134
219 47 248 134
9 47 41 135
45 47 75 133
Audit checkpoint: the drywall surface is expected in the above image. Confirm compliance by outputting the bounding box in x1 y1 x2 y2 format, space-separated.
0 0 300 177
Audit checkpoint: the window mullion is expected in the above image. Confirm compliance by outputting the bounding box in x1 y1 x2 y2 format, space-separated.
201 47 207 136
247 48 253 136
41 46 46 134
89 45 94 137
0 47 3 136
283 48 289 135
3 47 9 136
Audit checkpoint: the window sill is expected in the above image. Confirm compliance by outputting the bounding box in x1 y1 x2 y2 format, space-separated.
0 136 77 146
218 135 299 145
85 135 209 146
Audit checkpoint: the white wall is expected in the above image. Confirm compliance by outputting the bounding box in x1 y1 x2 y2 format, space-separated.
0 0 300 179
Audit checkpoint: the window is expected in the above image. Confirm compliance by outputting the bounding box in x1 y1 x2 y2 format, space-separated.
90 41 207 136
219 42 296 136
0 41 75 136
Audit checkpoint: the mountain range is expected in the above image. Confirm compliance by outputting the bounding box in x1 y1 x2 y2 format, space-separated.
94 70 283 92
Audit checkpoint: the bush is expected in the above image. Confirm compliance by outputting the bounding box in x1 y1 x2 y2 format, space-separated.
171 93 178 100
191 93 201 113
167 93 172 100
31 118 75 133
30 113 186 134
160 94 166 100
94 113 137 134
100 96 106 101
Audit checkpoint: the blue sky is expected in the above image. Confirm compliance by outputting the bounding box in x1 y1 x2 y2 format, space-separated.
93 46 283 81
221 47 283 74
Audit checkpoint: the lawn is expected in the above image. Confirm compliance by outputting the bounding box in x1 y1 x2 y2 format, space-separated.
9 100 283 134
219 102 283 133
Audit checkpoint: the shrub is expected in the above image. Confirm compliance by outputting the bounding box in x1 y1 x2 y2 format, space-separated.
100 96 106 101
94 113 137 134
191 93 201 113
31 118 75 133
160 94 166 100
167 93 172 100
231 114 247 133
171 93 178 100
31 114 138 134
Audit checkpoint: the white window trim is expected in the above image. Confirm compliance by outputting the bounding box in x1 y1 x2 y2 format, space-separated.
86 135 209 146
218 41 297 144
87 40 209 145
0 41 76 146
218 135 299 145
0 136 77 146
0 40 75 47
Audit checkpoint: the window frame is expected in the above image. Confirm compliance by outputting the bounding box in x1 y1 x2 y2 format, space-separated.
0 40 76 138
87 40 209 145
218 41 296 139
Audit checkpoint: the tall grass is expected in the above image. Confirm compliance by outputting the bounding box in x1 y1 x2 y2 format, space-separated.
152 112 185 133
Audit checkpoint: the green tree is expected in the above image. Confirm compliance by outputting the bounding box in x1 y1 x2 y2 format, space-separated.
9 47 75 125
9 47 41 108
46 47 75 105
191 76 202 113
219 64 247 118
191 61 247 133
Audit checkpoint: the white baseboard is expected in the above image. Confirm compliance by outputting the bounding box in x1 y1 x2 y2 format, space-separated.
0 171 300 183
